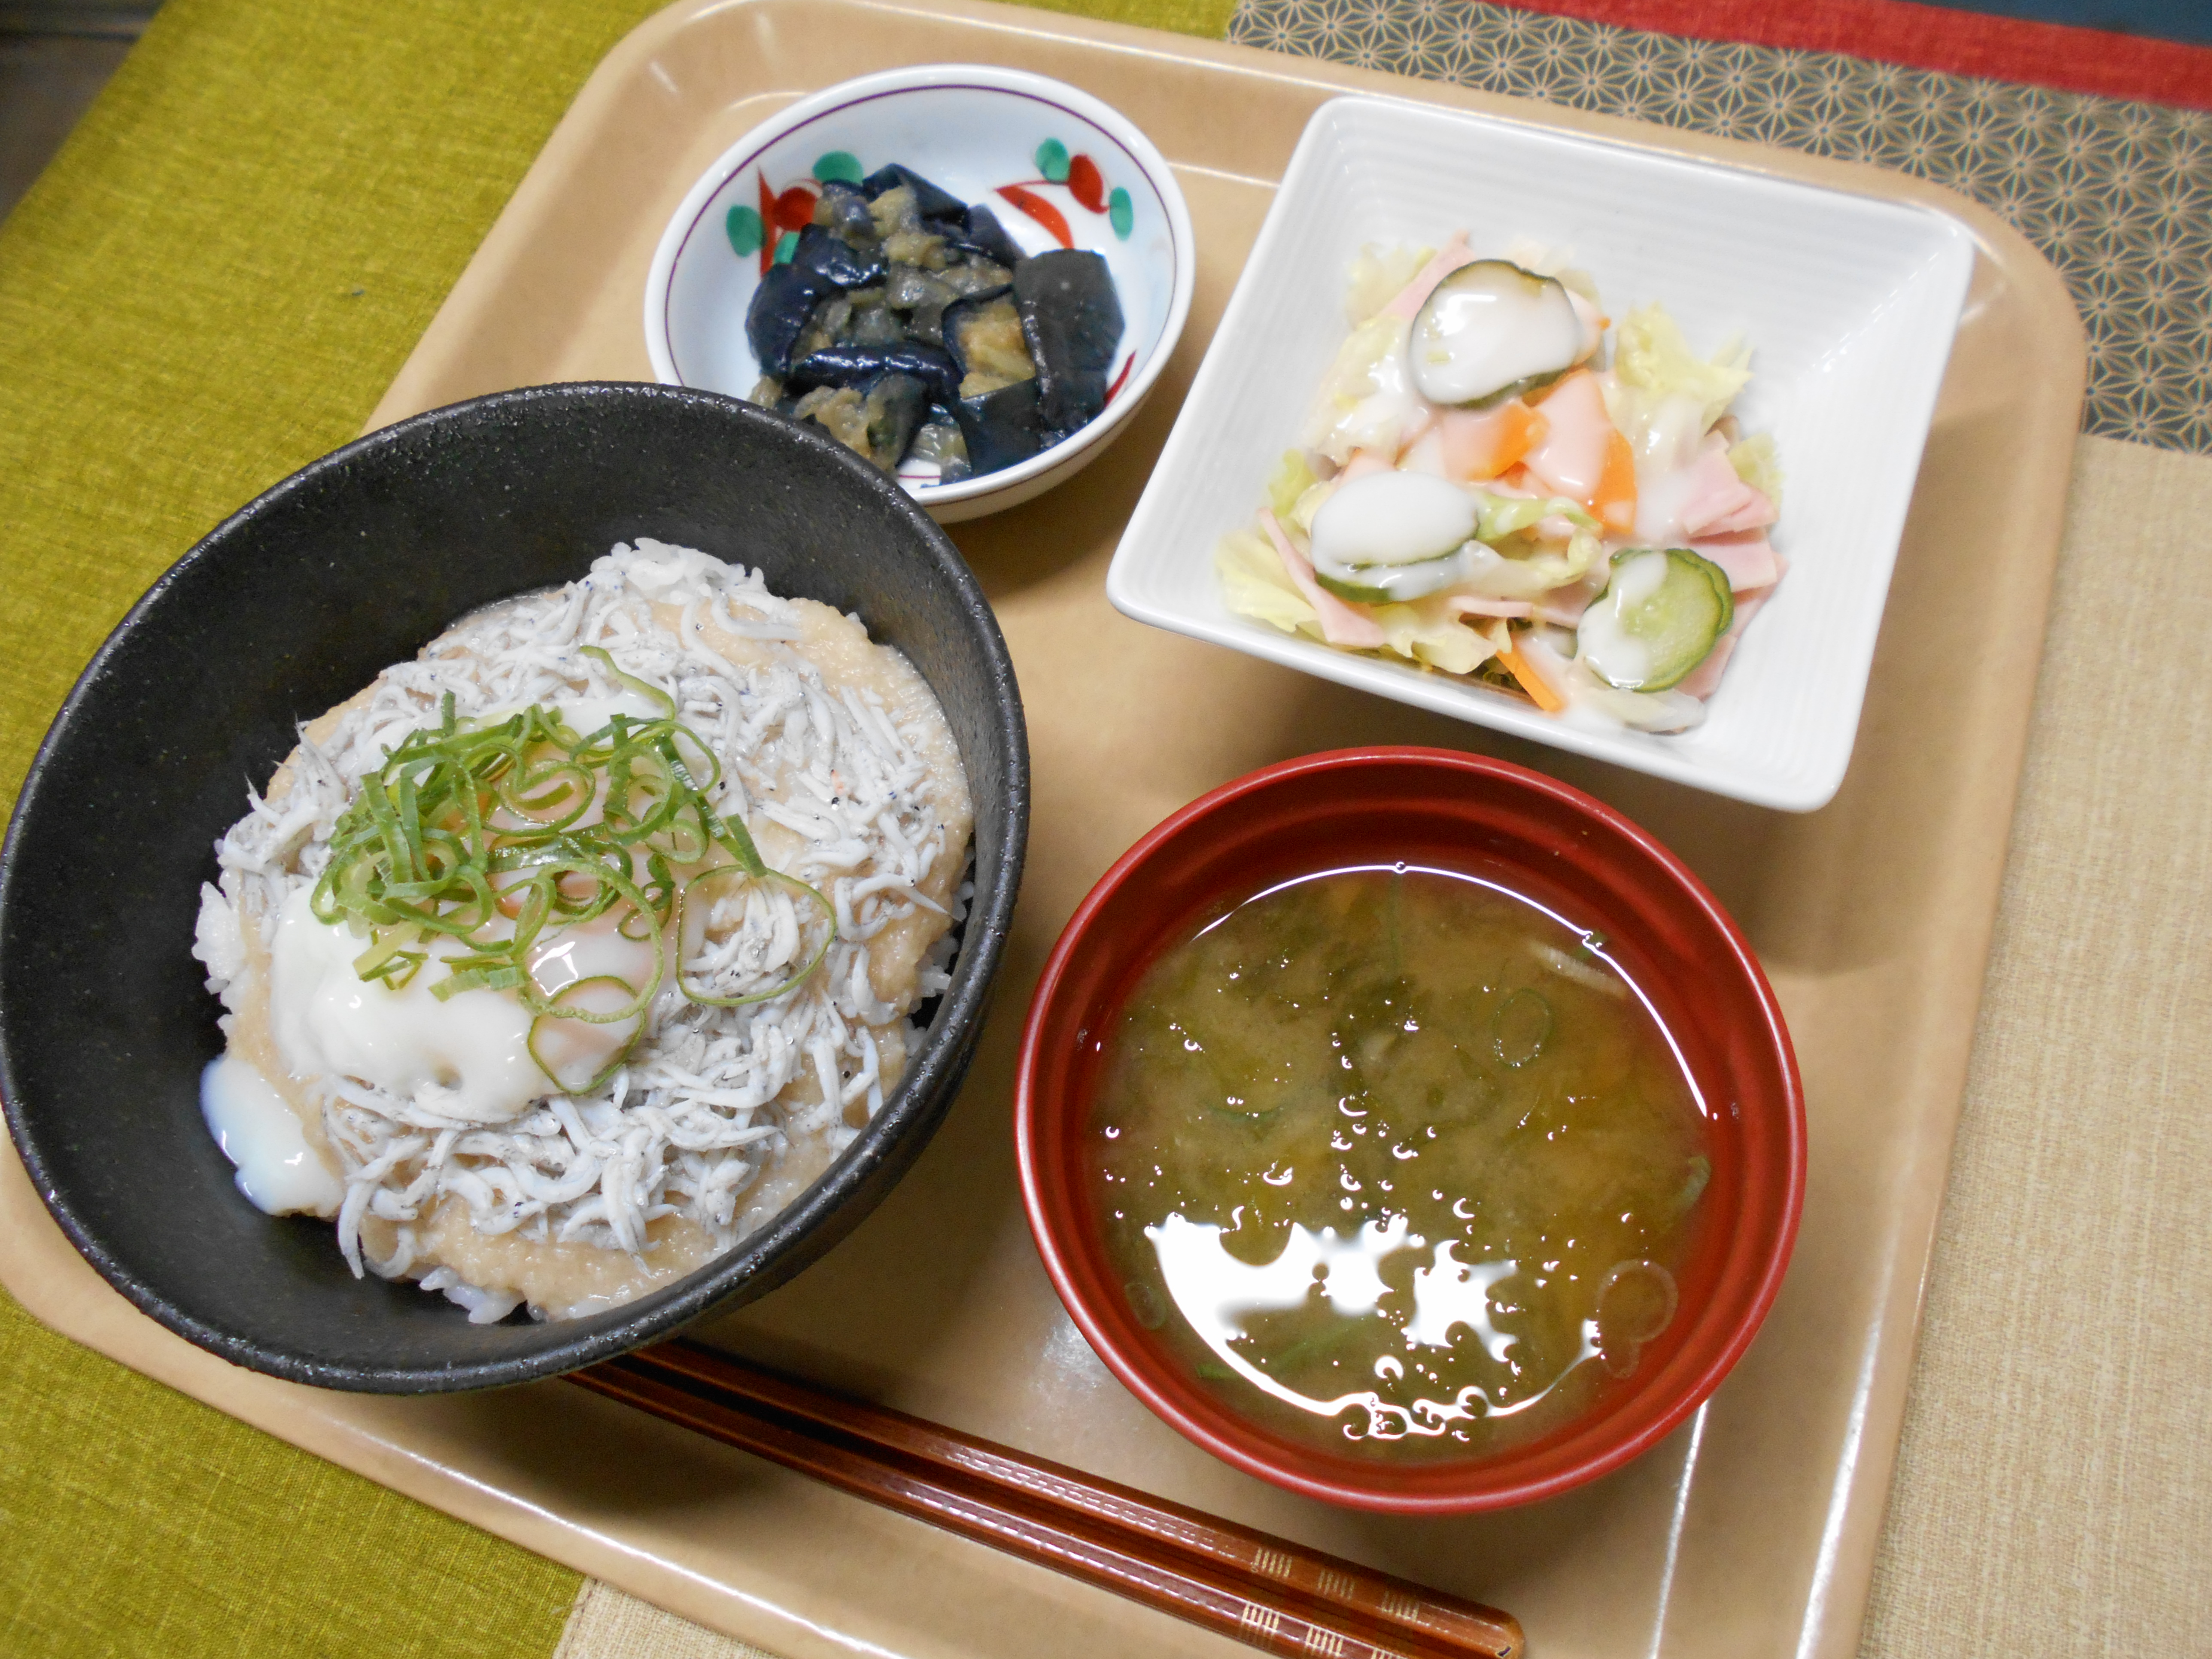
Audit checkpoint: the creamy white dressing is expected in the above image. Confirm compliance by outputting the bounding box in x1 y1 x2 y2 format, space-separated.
1627 403 1713 543
1574 549 1668 689
200 1051 343 1216
1304 316 1425 464
1309 471 1477 570
1407 261 1585 406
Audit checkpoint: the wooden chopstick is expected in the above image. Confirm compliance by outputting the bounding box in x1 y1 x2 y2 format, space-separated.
568 1342 1523 1659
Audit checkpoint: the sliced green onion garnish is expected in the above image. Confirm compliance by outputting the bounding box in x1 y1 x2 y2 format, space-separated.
581 644 677 719
316 662 836 1082
676 865 836 1009
528 975 650 1097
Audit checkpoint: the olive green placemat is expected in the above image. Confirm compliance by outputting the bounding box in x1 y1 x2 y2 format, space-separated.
0 1 1228 1655
0 1291 581 1659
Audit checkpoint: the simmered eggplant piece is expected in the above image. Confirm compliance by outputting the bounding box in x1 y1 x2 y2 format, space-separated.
859 373 928 472
790 385 868 453
908 407 972 483
952 203 1025 269
940 258 1012 298
793 223 884 291
790 373 928 472
861 163 967 224
952 378 1051 475
884 263 958 346
791 295 850 363
842 295 908 349
741 157 1125 484
943 289 1033 397
1014 249 1124 430
747 261 844 377
786 343 962 405
812 179 877 244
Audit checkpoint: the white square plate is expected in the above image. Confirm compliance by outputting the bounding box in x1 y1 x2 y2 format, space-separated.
1107 95 1975 811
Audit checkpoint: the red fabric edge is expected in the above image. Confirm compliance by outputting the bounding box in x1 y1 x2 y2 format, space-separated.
1503 0 2212 109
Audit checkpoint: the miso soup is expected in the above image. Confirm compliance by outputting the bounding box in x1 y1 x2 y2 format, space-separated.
1087 865 1712 1461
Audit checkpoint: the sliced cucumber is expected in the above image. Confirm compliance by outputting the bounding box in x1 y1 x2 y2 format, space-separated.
1408 261 1584 408
1313 545 1477 604
1307 471 1481 602
1309 471 1477 568
1577 548 1734 692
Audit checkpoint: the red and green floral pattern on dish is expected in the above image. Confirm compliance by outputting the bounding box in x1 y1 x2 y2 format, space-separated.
723 141 1135 268
999 137 1136 247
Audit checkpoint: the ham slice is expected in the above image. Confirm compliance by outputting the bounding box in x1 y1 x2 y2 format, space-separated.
1522 371 1635 533
1381 233 1477 321
1523 372 1612 504
1688 530 1779 593
1437 593 1534 621
1535 581 1600 627
1675 569 1781 699
1260 510 1386 648
1646 438 1778 543
1337 448 1396 484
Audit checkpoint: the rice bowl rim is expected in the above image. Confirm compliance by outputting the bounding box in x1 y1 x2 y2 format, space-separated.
0 382 1030 1392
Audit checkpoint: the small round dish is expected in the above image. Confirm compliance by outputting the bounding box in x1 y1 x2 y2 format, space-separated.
644 64 1195 524
0 382 1029 1393
1015 748 1802 1513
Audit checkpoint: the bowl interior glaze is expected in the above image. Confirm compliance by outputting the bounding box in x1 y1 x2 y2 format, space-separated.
1016 749 1799 1513
0 383 1027 1392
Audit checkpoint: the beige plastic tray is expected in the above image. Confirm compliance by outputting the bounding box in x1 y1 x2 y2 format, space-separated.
0 2 2085 1656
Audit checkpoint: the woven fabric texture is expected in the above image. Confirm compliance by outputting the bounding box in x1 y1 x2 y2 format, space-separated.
1481 0 2212 108
1860 432 2212 1657
0 1291 580 1659
553 1581 785 1659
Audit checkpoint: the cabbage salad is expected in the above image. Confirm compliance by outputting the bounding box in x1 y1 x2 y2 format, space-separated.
1218 236 1784 732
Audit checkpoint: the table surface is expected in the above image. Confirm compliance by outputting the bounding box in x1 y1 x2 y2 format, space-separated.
0 1 2205 1657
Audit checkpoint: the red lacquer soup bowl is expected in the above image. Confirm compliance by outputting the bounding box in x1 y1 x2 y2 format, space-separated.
1014 748 1803 1513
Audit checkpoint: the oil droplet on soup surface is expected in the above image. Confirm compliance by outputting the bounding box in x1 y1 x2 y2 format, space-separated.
1086 866 1712 1460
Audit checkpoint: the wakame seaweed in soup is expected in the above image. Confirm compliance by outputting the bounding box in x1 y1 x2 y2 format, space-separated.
1087 866 1714 1461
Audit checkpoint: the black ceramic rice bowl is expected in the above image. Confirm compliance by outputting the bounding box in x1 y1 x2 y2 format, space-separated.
0 383 1028 1391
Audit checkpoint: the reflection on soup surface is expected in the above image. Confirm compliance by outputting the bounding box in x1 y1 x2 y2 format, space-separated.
1088 865 1712 1460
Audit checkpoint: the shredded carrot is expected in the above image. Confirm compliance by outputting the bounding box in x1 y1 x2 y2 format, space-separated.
1593 428 1638 535
1495 640 1567 713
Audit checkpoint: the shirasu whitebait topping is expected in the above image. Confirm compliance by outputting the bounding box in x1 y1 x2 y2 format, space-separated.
191 540 971 1322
